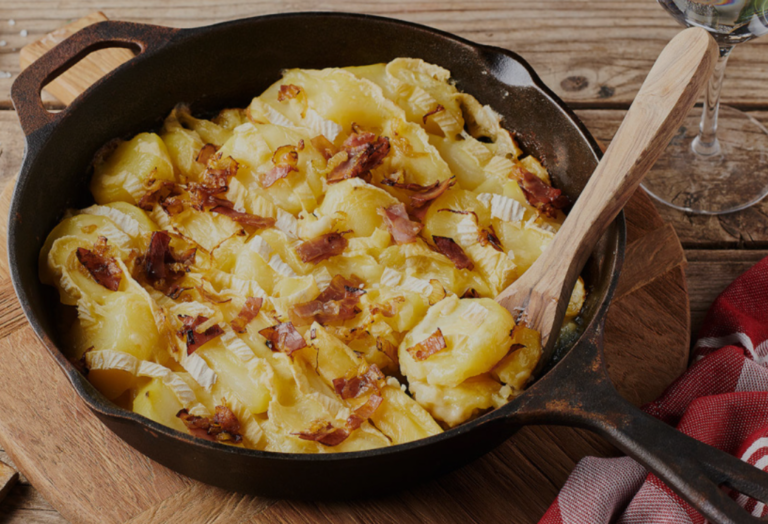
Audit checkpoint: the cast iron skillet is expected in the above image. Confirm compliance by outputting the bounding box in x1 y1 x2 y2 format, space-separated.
9 13 768 523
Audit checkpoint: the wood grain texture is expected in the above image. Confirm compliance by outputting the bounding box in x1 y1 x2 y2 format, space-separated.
17 12 134 106
124 485 274 524
0 1 767 109
0 327 196 524
0 459 19 504
0 5 732 523
578 109 768 249
496 27 714 352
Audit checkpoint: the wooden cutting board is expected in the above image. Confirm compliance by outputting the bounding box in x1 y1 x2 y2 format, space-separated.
0 13 690 524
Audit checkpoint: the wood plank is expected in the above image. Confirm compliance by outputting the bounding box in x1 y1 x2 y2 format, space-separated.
0 459 19 503
685 249 768 338
578 109 768 249
0 1 766 109
18 12 134 106
124 485 274 524
0 326 195 524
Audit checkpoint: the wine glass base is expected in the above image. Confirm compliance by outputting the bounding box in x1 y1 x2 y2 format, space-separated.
641 105 768 215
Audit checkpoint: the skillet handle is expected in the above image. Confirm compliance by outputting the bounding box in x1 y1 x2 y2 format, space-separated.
11 20 177 137
512 330 768 524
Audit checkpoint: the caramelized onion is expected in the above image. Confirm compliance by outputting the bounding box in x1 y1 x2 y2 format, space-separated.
407 328 448 361
196 143 218 165
461 288 481 299
346 394 383 430
376 337 399 365
263 144 299 188
311 135 337 160
480 226 504 252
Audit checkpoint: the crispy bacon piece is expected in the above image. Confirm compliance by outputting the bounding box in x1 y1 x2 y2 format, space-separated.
231 297 263 333
177 315 224 355
333 364 384 400
422 104 445 125
318 274 365 301
188 156 240 210
311 135 337 160
407 328 448 361
277 84 302 102
177 405 243 443
347 394 383 430
259 322 307 357
291 299 359 326
141 231 196 286
290 275 365 325
480 226 504 252
378 203 423 244
196 143 218 165
213 405 242 437
76 237 123 291
516 167 569 218
326 131 390 183
295 232 349 264
293 421 349 446
202 155 239 192
461 288 481 299
263 144 299 188
138 179 183 214
433 236 474 270
210 205 276 229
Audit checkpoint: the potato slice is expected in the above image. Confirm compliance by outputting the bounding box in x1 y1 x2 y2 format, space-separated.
133 377 189 433
399 295 515 387
370 384 443 443
408 374 501 427
91 132 175 205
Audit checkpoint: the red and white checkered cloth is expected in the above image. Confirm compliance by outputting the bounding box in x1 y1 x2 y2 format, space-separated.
540 256 768 523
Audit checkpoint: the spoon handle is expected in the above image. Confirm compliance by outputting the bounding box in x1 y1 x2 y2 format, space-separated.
498 27 718 341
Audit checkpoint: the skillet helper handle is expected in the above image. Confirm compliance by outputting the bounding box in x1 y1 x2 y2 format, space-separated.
514 332 768 524
11 20 177 137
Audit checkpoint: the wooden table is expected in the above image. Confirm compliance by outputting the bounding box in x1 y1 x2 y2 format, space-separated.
0 1 766 522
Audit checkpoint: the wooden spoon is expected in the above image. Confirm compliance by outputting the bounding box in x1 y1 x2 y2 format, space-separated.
496 27 718 358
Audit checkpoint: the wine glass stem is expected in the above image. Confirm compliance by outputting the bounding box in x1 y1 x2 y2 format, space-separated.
692 45 733 157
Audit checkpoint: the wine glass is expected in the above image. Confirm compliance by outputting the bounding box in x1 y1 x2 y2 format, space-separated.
642 0 768 215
